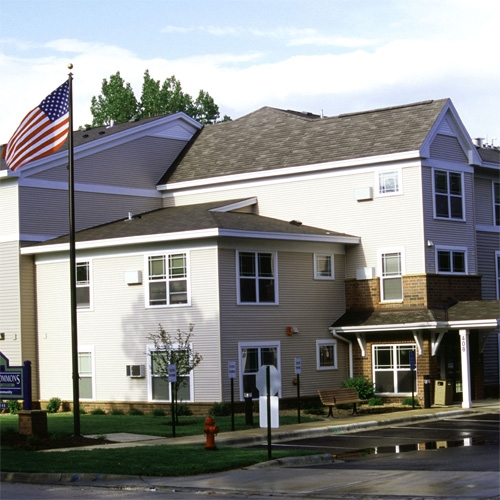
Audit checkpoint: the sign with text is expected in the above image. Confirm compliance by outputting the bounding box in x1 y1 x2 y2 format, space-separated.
295 357 302 375
0 352 23 399
228 360 236 379
168 364 177 383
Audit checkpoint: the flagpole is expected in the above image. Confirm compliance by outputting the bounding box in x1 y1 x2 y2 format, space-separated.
68 64 81 435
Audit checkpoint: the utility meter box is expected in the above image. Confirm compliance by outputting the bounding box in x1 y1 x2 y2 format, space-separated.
434 379 453 405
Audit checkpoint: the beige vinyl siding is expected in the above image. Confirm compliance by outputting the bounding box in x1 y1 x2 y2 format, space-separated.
0 181 20 238
474 176 495 226
422 167 477 274
165 163 425 275
477 232 500 299
36 245 221 403
218 243 349 402
31 137 188 189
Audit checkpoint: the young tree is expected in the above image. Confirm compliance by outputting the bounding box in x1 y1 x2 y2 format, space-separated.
147 323 202 422
90 71 138 127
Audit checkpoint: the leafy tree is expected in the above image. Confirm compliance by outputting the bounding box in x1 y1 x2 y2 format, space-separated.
90 71 138 127
90 70 229 127
147 323 202 422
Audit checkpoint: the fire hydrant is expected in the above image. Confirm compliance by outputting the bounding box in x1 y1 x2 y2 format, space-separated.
204 416 219 450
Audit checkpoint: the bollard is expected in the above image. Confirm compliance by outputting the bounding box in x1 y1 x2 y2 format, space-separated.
204 416 219 450
424 374 431 408
244 392 253 425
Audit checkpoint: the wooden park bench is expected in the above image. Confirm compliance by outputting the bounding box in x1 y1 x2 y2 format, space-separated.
318 388 368 417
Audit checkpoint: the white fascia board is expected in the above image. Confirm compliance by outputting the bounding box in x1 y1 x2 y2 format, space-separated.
209 197 258 212
447 319 500 329
21 227 360 255
157 150 421 192
17 176 161 198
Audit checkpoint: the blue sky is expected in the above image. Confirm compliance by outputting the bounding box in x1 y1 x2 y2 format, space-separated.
1 0 499 144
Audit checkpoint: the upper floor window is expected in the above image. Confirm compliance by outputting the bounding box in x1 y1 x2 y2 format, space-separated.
436 247 467 274
494 182 500 226
377 170 401 195
238 251 277 304
147 253 188 307
314 254 334 279
379 248 404 302
76 261 91 309
434 170 464 220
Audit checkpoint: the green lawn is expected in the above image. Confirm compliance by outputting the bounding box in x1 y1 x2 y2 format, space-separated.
0 412 321 476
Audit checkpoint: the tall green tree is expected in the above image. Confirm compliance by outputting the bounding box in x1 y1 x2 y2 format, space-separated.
90 70 229 127
90 72 138 127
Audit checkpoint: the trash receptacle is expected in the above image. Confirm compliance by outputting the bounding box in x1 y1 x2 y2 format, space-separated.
434 379 453 405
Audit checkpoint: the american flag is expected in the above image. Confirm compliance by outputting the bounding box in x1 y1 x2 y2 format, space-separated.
3 80 70 171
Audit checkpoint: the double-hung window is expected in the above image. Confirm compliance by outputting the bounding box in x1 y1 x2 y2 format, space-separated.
237 251 277 304
78 348 94 399
436 246 467 274
316 340 337 370
379 248 404 302
494 182 500 226
147 253 188 306
76 261 91 309
314 254 334 279
373 344 416 394
434 169 464 220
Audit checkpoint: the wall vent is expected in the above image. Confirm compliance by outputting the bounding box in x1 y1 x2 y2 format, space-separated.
126 365 145 378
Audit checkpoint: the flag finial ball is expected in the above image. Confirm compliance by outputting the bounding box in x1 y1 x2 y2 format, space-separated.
68 63 73 70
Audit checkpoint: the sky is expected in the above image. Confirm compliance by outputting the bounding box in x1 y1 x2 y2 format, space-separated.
1 0 499 145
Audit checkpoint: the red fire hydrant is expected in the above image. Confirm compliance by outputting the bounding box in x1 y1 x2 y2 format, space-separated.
204 416 219 450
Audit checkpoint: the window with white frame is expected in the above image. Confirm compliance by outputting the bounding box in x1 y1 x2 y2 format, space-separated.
147 253 188 307
373 344 416 394
148 346 193 402
377 169 401 195
316 339 337 370
436 246 467 274
494 182 500 226
433 169 464 220
314 254 334 279
496 251 500 300
379 248 404 302
239 342 280 399
76 261 91 309
237 251 277 304
78 348 94 399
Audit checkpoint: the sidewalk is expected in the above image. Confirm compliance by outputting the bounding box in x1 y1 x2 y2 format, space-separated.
2 399 499 492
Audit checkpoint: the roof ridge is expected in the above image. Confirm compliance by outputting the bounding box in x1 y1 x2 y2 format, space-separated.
335 99 447 119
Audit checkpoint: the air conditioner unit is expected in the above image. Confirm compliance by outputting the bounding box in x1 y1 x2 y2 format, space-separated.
126 365 145 378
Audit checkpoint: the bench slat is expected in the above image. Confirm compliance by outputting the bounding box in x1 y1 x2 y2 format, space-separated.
318 388 367 417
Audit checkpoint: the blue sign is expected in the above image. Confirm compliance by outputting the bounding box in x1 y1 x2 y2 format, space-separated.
409 350 416 371
0 352 24 399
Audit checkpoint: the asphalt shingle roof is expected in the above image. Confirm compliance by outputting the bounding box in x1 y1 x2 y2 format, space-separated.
30 199 357 248
162 99 449 184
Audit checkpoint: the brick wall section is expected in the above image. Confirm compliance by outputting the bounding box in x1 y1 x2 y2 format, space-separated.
345 274 482 310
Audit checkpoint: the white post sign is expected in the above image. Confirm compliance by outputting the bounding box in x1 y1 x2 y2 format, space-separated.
228 360 236 379
168 364 177 383
295 357 302 375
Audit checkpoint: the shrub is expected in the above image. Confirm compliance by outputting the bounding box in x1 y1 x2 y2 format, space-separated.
402 397 420 407
78 407 86 415
90 407 106 415
175 403 192 416
7 400 22 415
110 408 125 415
128 408 144 416
342 376 375 400
46 397 62 413
368 397 384 406
151 408 166 417
209 402 230 417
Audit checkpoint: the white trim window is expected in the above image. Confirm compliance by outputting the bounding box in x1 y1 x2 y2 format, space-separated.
494 182 500 226
147 345 194 402
376 169 401 196
316 339 337 370
378 248 404 302
433 169 464 220
76 261 91 310
436 246 467 274
78 347 95 400
237 251 277 304
147 253 189 307
314 254 334 280
373 344 416 394
238 341 280 399
496 251 500 300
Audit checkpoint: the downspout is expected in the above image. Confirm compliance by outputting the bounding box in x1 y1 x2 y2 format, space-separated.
330 329 353 378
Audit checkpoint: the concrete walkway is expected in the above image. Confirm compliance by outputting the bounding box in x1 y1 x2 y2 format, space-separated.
2 399 499 497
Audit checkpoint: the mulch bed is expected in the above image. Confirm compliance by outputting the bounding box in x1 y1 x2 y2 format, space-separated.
1 432 112 451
